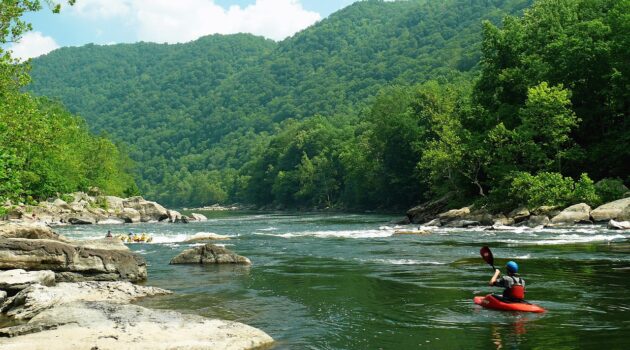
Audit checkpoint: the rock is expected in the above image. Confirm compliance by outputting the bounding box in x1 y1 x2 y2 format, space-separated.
444 220 481 228
71 238 129 251
190 213 208 222
551 203 592 224
489 224 517 231
508 207 530 223
119 207 141 223
525 215 550 228
423 218 442 227
608 219 630 230
492 214 515 226
51 199 72 211
170 244 251 265
591 198 630 222
0 281 170 320
393 229 431 235
183 232 231 243
0 290 6 303
532 205 561 217
166 209 183 223
0 301 274 350
389 217 411 225
0 222 65 241
406 194 453 224
0 238 147 282
103 196 125 212
66 215 96 225
0 269 55 292
438 206 471 222
123 197 168 222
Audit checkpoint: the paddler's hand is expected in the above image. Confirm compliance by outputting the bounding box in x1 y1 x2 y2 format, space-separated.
489 269 501 286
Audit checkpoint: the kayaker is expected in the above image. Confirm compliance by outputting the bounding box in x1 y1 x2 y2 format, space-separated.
489 261 525 302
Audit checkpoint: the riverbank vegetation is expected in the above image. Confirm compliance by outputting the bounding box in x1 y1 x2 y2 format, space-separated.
0 1 137 210
26 0 630 211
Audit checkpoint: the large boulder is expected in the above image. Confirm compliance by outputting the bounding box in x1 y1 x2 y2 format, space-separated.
551 203 592 224
492 214 515 226
166 209 183 223
406 194 452 224
591 198 630 222
508 207 530 223
0 222 64 241
0 281 170 320
119 207 141 223
524 215 550 228
51 199 72 211
170 244 251 265
0 269 55 293
0 301 274 350
103 196 125 212
123 197 168 222
438 206 471 222
0 238 147 282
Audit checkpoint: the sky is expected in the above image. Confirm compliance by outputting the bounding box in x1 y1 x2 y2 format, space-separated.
9 0 363 60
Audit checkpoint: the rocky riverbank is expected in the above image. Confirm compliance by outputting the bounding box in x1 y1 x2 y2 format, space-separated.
405 197 630 230
1 192 208 226
0 222 274 349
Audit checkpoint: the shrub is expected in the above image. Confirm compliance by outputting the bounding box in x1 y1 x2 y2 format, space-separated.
509 172 600 208
595 178 628 203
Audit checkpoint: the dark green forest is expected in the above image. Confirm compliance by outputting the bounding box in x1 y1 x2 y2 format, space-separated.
27 0 630 211
0 0 136 210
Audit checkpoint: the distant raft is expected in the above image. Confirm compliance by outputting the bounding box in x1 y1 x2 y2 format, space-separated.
116 233 153 243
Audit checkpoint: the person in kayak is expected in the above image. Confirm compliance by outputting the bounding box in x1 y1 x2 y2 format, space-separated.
489 261 525 302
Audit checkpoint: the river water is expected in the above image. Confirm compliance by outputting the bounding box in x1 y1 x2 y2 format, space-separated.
57 212 630 349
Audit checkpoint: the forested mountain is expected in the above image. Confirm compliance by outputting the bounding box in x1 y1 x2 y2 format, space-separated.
28 0 628 211
29 0 532 208
0 1 137 209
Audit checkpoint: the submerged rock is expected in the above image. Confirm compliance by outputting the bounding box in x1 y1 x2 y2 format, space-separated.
190 213 208 222
183 232 231 243
608 219 630 230
0 281 170 320
170 244 251 265
551 203 592 224
591 198 630 222
0 301 274 350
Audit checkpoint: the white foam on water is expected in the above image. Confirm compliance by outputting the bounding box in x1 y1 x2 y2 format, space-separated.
512 254 531 259
258 227 278 231
367 258 445 265
255 229 394 239
504 234 627 245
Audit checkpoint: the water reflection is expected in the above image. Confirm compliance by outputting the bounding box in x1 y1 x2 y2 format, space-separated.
490 317 528 350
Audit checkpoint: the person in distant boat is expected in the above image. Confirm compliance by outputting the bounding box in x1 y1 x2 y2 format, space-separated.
489 261 525 302
106 230 113 238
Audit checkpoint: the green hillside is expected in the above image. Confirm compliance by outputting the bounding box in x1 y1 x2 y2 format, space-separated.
33 0 600 209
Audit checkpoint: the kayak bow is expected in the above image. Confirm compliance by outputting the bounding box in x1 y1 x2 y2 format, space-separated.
474 294 545 313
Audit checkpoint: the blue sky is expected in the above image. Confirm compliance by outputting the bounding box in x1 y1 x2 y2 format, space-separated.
10 0 361 60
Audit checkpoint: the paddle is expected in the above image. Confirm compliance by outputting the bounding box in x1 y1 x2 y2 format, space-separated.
480 246 496 271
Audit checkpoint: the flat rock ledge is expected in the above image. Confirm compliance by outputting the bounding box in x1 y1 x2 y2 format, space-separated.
1 281 171 320
0 301 274 350
0 238 147 282
170 244 251 265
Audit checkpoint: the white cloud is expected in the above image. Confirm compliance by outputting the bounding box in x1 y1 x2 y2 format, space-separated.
9 32 60 61
70 0 321 43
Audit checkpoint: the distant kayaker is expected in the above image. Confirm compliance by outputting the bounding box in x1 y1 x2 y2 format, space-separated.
106 230 113 238
489 261 525 302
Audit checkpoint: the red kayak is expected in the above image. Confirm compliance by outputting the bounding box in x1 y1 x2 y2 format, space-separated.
474 294 545 313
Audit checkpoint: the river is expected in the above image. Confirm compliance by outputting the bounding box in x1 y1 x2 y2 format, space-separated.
56 212 630 349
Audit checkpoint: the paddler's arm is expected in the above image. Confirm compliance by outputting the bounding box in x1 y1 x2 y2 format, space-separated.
489 269 501 286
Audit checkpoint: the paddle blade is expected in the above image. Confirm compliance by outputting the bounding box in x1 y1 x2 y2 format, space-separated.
480 246 494 266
